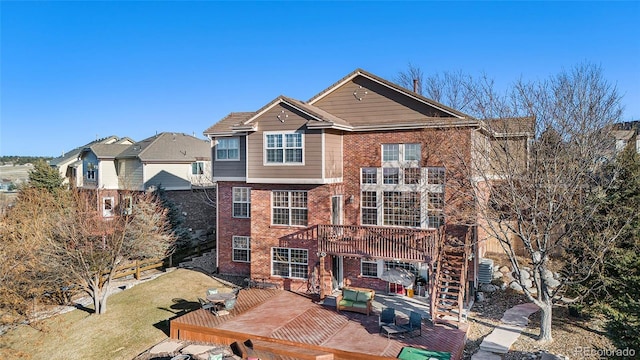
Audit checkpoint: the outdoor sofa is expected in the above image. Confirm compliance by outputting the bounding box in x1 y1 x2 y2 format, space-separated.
336 286 375 315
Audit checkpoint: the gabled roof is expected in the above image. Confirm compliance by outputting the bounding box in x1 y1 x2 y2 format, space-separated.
203 68 480 135
129 132 210 162
307 68 472 119
203 112 254 136
87 144 132 159
235 96 352 130
50 135 123 166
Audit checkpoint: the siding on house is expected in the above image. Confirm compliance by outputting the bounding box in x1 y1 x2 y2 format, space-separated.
323 129 343 180
246 103 324 183
312 77 453 127
118 158 144 190
144 163 192 190
212 136 246 181
99 160 119 190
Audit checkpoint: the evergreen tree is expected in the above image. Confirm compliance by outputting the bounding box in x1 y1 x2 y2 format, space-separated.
28 159 64 191
571 142 640 351
598 143 640 351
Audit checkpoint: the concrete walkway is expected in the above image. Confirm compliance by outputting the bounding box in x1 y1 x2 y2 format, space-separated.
471 302 540 359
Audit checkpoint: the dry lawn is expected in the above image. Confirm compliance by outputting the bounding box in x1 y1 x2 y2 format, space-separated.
0 269 230 360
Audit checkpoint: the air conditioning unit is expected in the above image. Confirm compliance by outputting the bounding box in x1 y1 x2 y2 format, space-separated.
478 258 494 284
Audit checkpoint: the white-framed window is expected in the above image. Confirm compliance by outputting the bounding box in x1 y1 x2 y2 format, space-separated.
121 195 133 215
361 168 377 184
102 197 114 217
361 258 378 277
360 166 445 229
383 168 399 184
86 162 96 181
191 161 205 175
216 137 240 160
272 247 308 279
361 191 378 225
427 167 445 184
232 236 250 262
272 190 307 226
265 132 303 164
383 191 421 227
232 187 251 218
382 143 421 165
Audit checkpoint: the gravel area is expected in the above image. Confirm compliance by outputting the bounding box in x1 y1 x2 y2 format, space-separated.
463 289 617 360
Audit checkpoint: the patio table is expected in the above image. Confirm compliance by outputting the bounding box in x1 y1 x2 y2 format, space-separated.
206 292 236 306
380 324 406 339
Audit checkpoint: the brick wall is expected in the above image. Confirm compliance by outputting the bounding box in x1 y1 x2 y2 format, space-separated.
216 182 252 276
216 127 478 290
342 128 474 225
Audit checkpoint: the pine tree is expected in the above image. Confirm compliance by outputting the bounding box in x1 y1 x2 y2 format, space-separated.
28 159 64 191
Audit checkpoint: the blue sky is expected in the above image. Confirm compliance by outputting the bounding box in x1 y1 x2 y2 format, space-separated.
1 1 639 156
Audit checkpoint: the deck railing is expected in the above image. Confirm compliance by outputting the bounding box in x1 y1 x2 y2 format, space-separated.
316 224 439 262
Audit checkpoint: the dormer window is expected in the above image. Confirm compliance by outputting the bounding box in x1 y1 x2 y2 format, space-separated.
265 131 303 164
216 137 239 160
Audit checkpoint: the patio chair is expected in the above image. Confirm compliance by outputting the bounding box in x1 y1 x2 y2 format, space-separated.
378 307 396 332
397 311 422 337
207 288 218 296
198 297 216 314
215 297 237 316
224 298 237 311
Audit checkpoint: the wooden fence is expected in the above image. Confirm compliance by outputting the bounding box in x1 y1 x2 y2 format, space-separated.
106 259 164 282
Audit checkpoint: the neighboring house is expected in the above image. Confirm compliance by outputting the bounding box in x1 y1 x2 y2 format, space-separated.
612 120 640 154
78 132 214 237
204 69 531 321
49 135 134 188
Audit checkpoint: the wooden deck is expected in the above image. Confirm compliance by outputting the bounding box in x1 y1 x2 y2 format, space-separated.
170 288 467 360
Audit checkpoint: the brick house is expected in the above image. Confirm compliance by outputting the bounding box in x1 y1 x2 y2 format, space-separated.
204 69 531 318
77 132 215 238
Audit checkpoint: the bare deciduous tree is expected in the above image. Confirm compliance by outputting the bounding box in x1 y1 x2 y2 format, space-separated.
44 190 175 314
400 62 625 342
397 63 477 114
1 188 176 318
471 62 624 342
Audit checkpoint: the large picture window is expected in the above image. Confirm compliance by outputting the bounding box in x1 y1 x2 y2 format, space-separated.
232 236 250 262
383 191 421 227
272 247 308 279
360 166 445 229
233 187 251 218
272 190 307 226
216 137 240 160
265 132 303 164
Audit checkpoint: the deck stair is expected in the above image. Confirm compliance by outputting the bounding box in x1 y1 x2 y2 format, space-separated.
430 229 471 327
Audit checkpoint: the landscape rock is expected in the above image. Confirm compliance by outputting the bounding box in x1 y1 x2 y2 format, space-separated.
476 292 486 302
492 271 504 279
523 279 533 289
545 278 561 288
499 266 510 273
518 269 531 281
481 284 499 293
510 281 523 291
